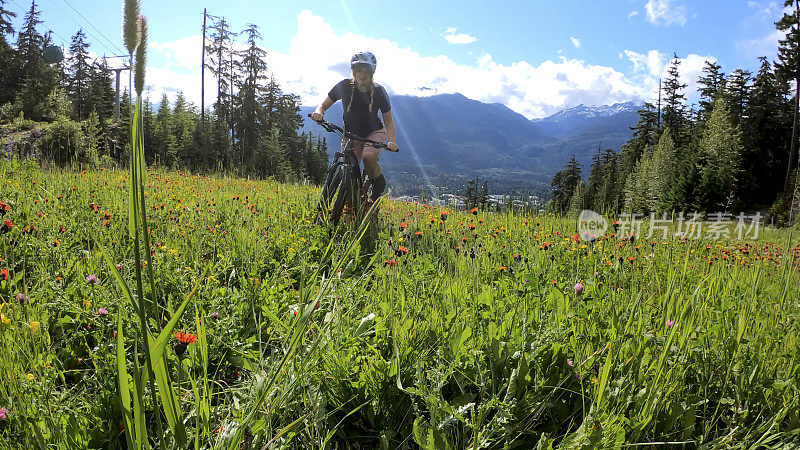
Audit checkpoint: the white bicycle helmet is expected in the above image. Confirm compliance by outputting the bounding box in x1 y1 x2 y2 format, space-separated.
351 51 377 72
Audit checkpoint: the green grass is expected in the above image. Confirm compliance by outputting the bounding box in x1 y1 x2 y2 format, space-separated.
0 158 798 448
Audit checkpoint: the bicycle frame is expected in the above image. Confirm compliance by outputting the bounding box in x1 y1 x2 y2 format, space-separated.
309 114 398 225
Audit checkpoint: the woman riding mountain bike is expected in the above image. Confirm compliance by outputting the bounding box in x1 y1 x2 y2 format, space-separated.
310 51 399 203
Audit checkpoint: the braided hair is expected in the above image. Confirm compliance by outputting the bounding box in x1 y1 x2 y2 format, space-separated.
345 78 377 114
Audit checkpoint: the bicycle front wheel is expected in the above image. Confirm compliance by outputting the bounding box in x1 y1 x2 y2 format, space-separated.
329 166 358 226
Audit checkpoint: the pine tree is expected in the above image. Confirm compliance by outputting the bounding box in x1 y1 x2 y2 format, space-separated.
775 0 800 193
0 0 13 38
616 103 659 208
550 156 582 212
697 60 725 123
648 129 676 211
306 135 329 184
696 98 743 212
464 179 477 209
16 1 44 80
0 0 17 105
567 179 586 216
153 93 177 166
595 149 619 212
67 29 93 119
480 180 489 210
585 145 605 209
623 148 654 214
205 15 235 124
234 24 267 173
661 55 689 145
742 57 793 206
14 0 59 121
91 59 116 125
723 69 751 129
172 91 197 166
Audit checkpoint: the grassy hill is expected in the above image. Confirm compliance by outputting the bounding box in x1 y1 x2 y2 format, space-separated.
1 159 798 447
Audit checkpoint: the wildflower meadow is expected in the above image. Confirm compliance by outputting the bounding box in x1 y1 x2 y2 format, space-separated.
0 156 799 448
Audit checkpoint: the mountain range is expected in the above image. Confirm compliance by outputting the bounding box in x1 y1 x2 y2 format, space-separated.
300 94 641 197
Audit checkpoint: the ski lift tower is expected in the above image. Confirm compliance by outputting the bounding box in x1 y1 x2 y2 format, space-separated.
102 55 131 119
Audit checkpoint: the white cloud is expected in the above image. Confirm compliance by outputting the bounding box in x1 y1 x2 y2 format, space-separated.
570 36 581 49
736 1 789 60
737 29 784 60
644 0 687 27
146 10 659 119
442 27 478 44
623 49 715 102
628 10 639 20
150 36 203 71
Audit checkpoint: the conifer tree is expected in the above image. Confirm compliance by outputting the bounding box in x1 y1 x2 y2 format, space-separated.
742 57 793 205
697 60 725 123
661 55 689 145
723 69 751 128
205 15 235 123
550 156 582 212
234 24 267 173
623 148 654 214
15 0 59 120
775 0 800 193
0 0 17 105
595 149 619 212
616 103 659 207
153 94 177 166
172 91 196 166
648 129 676 211
696 98 743 212
67 29 93 119
567 179 586 216
91 59 116 125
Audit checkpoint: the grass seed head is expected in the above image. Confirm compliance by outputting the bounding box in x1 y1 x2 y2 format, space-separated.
122 0 140 55
134 16 147 95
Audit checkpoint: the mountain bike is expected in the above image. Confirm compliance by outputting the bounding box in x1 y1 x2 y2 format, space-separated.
308 114 399 226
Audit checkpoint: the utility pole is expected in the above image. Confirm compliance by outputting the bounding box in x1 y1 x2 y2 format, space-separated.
656 78 662 128
201 8 207 124
230 51 236 171
102 55 130 119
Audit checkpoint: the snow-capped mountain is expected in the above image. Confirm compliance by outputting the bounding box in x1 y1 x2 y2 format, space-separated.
532 100 642 139
301 95 642 196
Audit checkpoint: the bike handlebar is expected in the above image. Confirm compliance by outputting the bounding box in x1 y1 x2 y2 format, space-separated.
307 114 399 152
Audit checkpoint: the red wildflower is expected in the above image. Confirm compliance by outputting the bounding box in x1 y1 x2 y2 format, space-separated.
470 207 478 215
399 222 407 230
396 246 409 256
173 331 197 357
0 268 8 280
174 331 197 344
1 219 12 232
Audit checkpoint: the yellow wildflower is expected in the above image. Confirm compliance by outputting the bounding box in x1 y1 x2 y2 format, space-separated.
30 321 40 333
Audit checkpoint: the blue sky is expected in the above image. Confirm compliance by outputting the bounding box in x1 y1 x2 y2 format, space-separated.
6 0 789 118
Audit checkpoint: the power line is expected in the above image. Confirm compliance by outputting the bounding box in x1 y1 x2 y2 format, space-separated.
8 0 69 46
39 0 120 56
57 0 127 56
